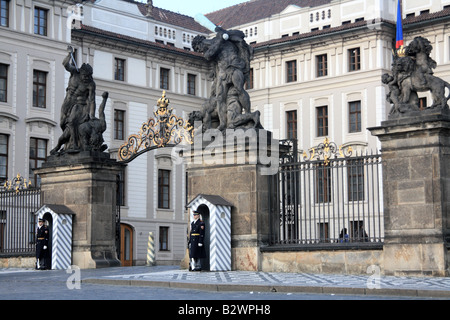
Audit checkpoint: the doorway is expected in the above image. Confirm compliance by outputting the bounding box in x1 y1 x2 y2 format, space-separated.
196 204 210 271
120 224 133 266
43 212 53 269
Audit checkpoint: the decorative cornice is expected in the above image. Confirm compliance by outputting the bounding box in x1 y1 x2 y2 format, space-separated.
25 117 57 127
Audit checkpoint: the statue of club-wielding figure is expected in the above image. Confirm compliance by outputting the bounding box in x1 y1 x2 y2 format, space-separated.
191 25 261 131
51 46 108 155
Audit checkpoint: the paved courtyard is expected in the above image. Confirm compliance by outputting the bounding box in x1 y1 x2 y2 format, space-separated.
1 266 449 301
86 266 450 297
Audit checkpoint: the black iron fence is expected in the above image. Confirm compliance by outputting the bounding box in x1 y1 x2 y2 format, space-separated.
0 173 123 259
0 188 41 256
269 140 384 249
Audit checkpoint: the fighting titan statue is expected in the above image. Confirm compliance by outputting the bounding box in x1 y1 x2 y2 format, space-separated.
51 46 108 155
190 24 262 132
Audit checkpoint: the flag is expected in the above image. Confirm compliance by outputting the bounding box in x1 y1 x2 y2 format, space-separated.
396 0 403 49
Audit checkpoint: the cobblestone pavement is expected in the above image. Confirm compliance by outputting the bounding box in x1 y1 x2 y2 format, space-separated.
82 266 450 298
1 266 450 299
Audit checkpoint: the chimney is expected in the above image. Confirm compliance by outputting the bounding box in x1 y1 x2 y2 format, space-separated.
145 0 153 17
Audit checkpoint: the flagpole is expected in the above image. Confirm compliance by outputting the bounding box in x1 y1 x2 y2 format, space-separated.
396 0 405 56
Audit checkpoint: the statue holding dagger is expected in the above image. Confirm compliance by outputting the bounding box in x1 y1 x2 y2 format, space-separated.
50 46 108 155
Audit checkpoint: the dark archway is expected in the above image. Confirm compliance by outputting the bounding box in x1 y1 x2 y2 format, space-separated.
42 212 53 269
196 204 210 271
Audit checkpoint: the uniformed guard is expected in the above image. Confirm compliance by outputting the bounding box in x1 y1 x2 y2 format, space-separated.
188 210 206 271
35 218 49 270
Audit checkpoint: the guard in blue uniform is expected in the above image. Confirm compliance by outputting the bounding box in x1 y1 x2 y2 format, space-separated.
36 218 49 270
188 211 206 271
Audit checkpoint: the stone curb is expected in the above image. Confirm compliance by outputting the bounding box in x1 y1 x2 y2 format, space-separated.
82 278 450 298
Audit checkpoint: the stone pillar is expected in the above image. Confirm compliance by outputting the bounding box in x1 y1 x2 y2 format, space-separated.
34 151 124 269
369 111 450 276
185 130 279 271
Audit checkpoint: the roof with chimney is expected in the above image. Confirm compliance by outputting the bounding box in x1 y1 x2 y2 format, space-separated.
81 0 450 53
135 2 211 33
117 0 333 33
205 0 332 29
73 23 205 58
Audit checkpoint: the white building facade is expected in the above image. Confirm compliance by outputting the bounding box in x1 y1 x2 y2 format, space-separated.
205 0 450 153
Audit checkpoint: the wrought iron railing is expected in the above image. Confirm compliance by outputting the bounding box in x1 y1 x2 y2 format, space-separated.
269 139 384 249
0 186 41 256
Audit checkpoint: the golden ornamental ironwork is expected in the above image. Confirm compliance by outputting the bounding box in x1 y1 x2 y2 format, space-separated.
3 173 32 193
302 137 353 165
395 45 406 57
118 91 194 163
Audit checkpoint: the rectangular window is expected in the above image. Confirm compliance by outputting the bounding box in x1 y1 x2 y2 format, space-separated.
160 68 170 90
245 68 254 90
0 0 9 27
286 60 297 83
0 134 8 184
286 110 297 140
419 97 427 110
159 226 169 251
72 48 78 66
114 109 125 140
187 73 196 95
33 70 47 108
315 166 331 203
316 54 328 77
350 220 368 242
0 210 5 252
348 48 361 72
0 63 7 102
114 58 125 81
29 138 47 187
29 212 36 244
347 159 365 202
158 169 170 209
34 7 48 36
116 168 125 207
349 101 361 133
318 222 329 243
316 106 328 137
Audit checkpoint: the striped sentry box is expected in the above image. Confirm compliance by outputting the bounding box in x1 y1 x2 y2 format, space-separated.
187 194 233 271
35 205 74 270
147 232 155 266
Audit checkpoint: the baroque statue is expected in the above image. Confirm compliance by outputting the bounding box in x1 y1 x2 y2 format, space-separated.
190 26 262 131
382 36 450 117
50 46 108 155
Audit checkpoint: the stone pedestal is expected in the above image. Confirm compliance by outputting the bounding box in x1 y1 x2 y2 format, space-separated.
369 111 450 276
34 151 124 269
185 130 279 271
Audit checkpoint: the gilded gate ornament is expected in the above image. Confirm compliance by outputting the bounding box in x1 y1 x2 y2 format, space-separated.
118 91 194 163
2 173 32 193
302 137 353 165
